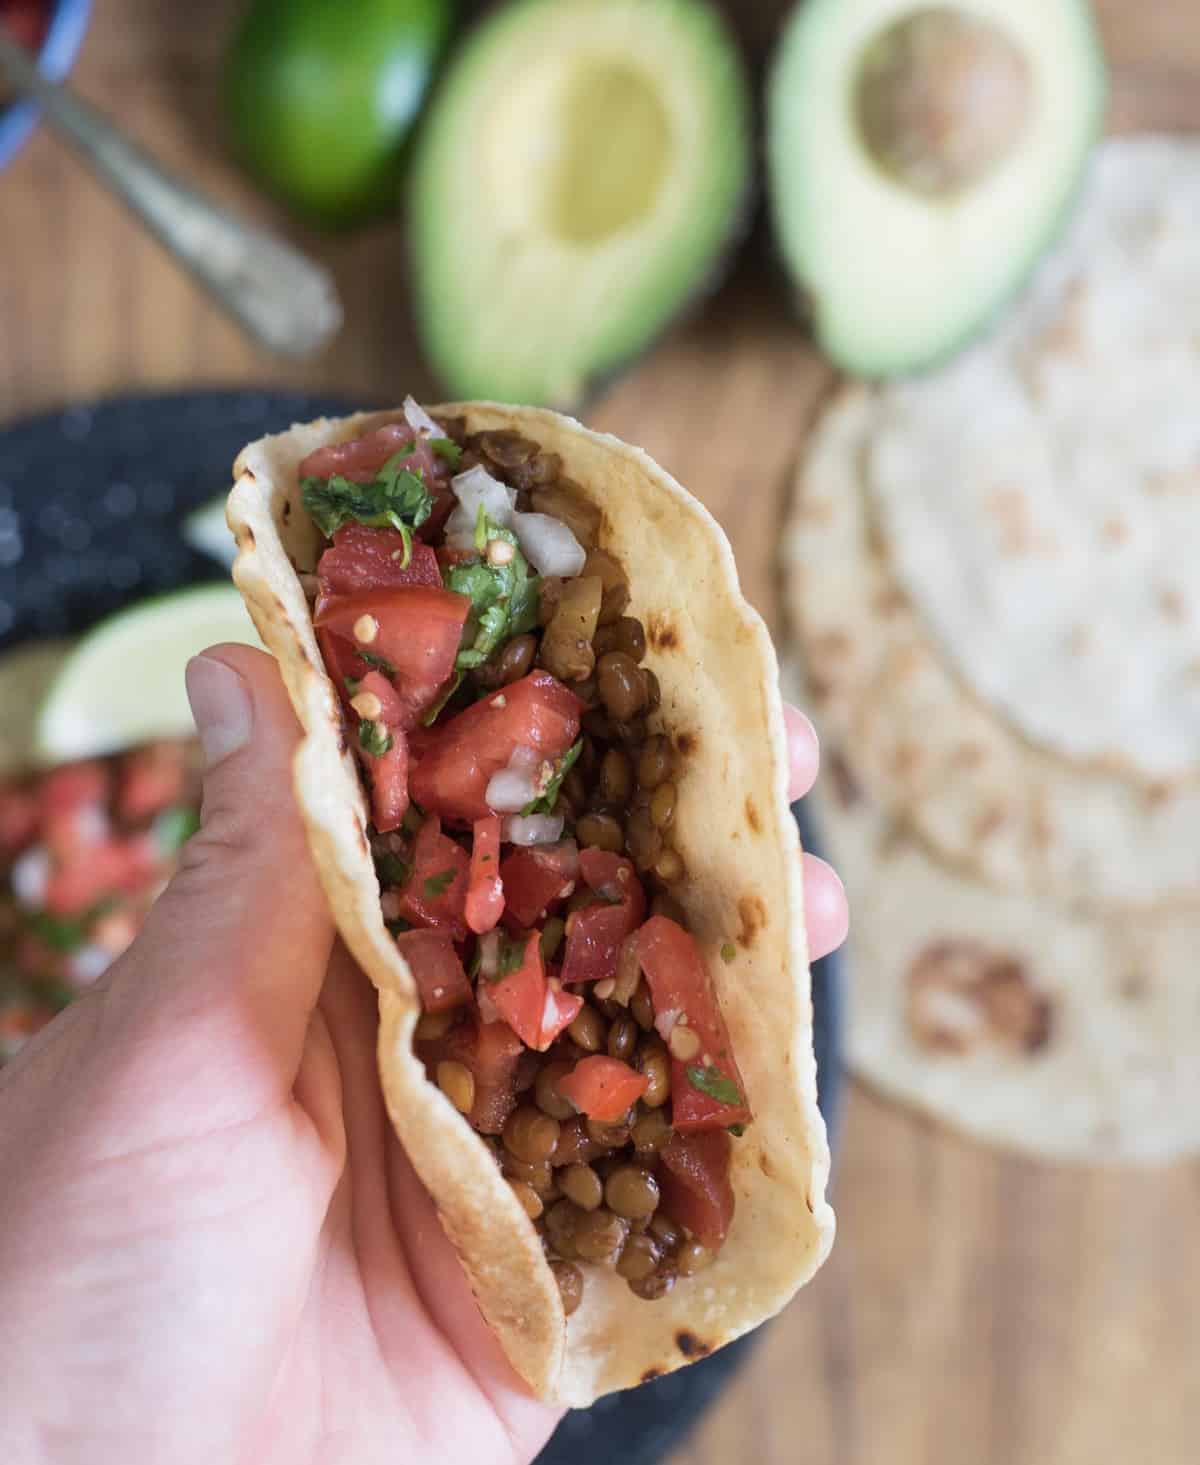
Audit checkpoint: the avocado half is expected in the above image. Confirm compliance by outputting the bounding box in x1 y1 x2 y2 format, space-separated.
408 0 751 408
766 0 1107 377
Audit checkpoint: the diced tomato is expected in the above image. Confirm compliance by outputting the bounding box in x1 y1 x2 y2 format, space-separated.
396 816 469 939
395 928 472 1013
483 931 545 1049
438 1016 525 1134
557 1055 648 1122
355 669 408 727
0 781 39 856
410 673 583 825
316 526 441 599
315 585 468 730
560 851 645 985
500 840 578 927
117 743 188 822
656 1130 735 1250
43 837 158 917
42 762 109 817
466 817 504 935
298 422 449 490
298 423 455 544
636 917 751 1132
366 731 409 833
539 976 583 1048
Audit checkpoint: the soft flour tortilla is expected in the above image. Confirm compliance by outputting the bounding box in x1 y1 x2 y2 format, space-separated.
803 775 1200 1163
785 387 1200 911
227 403 833 1404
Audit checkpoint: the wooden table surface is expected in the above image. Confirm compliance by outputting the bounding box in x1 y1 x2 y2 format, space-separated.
4 3 1199 1462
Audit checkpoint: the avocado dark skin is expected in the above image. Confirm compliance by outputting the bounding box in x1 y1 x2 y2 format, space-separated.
225 0 453 230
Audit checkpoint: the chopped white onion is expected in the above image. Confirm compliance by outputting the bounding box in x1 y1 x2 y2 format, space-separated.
509 744 543 773
477 984 501 1025
503 813 565 846
654 1008 682 1042
445 465 515 548
11 847 49 909
66 944 112 989
479 930 501 982
74 805 110 845
511 511 586 577
403 395 445 438
486 767 540 813
380 891 403 921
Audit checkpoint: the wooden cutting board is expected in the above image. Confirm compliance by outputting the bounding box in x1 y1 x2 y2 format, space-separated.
2 3 1198 1461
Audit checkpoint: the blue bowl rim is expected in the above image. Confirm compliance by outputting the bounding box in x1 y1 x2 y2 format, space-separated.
0 0 94 169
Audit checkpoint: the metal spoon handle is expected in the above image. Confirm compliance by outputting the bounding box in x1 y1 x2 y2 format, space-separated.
0 33 342 358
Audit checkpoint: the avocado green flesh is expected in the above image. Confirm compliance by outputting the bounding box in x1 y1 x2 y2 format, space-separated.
767 0 1107 377
225 0 450 228
410 0 751 408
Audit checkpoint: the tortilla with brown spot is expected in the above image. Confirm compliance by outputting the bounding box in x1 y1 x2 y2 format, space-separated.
226 402 833 1404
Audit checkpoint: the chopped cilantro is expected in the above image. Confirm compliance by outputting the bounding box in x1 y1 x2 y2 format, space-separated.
355 648 397 678
424 867 456 899
358 720 393 757
385 917 411 936
720 942 737 964
431 438 463 466
301 449 434 566
444 517 540 670
375 853 411 887
401 805 424 835
685 1065 744 1108
345 676 362 697
498 933 528 978
26 899 114 954
154 805 200 854
422 671 464 726
521 739 582 816
728 1123 746 1138
466 944 482 979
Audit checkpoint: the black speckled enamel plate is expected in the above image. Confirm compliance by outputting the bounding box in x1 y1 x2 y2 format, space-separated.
0 390 842 1465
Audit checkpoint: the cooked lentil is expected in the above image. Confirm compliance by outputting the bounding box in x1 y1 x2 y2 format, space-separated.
560 1163 604 1211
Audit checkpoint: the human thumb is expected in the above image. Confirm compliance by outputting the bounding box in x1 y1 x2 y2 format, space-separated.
106 644 334 1091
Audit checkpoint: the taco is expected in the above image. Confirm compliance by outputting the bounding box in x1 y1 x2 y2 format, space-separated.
226 398 833 1404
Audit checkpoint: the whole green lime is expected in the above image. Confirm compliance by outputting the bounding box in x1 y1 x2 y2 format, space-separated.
225 0 453 229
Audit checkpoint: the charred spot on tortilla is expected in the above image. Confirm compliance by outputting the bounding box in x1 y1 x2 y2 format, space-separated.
906 940 1052 1055
675 1331 712 1358
281 499 292 524
737 895 766 948
745 796 762 833
647 614 679 651
758 1152 776 1178
676 730 698 756
1118 971 1149 1003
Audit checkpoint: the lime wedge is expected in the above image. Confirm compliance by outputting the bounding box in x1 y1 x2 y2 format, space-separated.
183 496 237 569
35 585 261 761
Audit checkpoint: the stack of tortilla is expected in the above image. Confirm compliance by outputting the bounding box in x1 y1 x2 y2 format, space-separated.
783 137 1200 1163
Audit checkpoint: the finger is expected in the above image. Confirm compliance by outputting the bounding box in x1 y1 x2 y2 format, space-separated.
784 704 820 803
106 645 334 1088
803 853 848 961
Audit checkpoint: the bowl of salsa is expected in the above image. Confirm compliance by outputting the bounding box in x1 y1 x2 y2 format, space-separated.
0 0 92 171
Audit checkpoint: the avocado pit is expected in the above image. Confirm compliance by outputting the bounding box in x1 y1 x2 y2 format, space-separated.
855 6 1033 197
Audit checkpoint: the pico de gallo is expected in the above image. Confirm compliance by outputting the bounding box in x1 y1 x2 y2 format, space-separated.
299 397 752 1309
0 739 202 1061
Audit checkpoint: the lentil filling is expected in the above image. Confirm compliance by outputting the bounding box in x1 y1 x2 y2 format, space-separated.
298 399 752 1312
